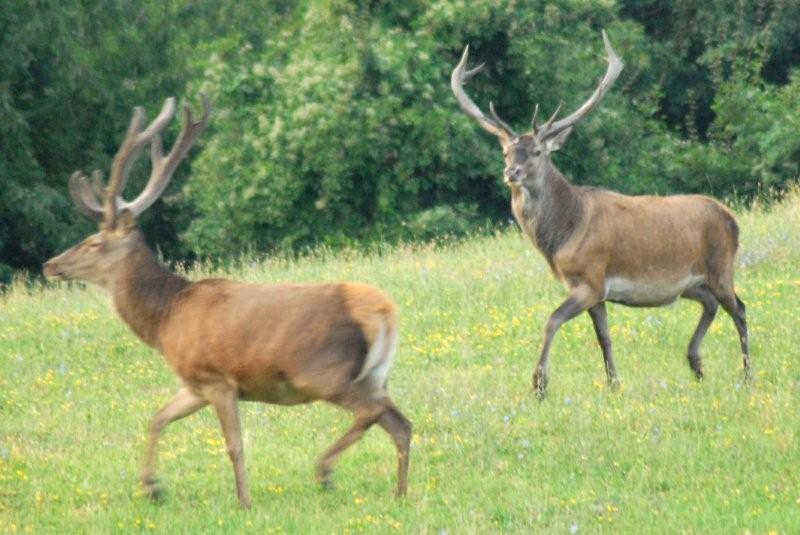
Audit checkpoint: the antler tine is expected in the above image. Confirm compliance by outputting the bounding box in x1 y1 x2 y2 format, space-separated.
138 97 179 143
464 62 486 79
541 100 563 133
489 102 517 137
122 93 211 218
530 103 540 132
104 107 144 224
540 29 624 139
68 171 104 221
450 45 515 140
91 170 105 198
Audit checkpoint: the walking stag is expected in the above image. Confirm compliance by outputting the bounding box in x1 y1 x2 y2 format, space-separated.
451 31 750 398
44 95 411 507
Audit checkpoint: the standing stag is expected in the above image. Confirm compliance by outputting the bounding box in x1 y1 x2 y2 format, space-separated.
43 96 411 507
451 31 750 398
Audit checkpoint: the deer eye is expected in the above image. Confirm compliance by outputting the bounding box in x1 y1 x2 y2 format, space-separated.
87 241 102 250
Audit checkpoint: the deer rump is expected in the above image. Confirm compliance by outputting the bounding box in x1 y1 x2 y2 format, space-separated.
158 281 397 405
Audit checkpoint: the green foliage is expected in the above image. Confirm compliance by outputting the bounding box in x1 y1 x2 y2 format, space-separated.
617 0 800 196
184 0 505 256
706 70 800 196
0 1 71 279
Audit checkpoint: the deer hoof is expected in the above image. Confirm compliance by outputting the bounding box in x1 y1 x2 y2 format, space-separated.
609 377 621 391
141 478 163 502
317 465 334 491
533 370 548 400
743 369 754 385
687 354 704 380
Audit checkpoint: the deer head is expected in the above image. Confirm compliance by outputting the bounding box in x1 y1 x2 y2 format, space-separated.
451 31 623 189
43 95 210 287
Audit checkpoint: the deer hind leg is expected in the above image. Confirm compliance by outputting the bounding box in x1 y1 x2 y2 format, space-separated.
205 385 252 509
316 394 385 490
681 286 719 380
734 295 751 380
707 280 751 382
716 292 750 382
141 387 207 500
534 285 599 400
317 390 411 498
376 398 412 498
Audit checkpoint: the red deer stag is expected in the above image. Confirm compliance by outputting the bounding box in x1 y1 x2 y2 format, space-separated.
43 95 411 507
451 31 750 398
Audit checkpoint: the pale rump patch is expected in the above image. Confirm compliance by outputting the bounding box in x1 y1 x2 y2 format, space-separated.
605 274 705 306
353 317 398 389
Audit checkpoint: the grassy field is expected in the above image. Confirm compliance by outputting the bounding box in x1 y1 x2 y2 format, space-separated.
2 193 799 534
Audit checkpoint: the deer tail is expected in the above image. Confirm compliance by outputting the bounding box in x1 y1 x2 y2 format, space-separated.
353 312 398 390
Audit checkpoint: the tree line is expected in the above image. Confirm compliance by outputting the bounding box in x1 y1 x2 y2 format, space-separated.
2 0 799 281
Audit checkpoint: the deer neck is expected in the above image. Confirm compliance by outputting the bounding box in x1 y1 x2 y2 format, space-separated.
109 236 190 350
511 161 584 263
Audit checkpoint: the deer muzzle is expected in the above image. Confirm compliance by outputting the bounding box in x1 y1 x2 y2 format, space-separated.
42 260 60 279
504 165 525 184
42 258 65 280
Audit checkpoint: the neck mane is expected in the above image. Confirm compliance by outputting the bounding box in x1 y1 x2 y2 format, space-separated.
110 234 190 350
514 160 584 266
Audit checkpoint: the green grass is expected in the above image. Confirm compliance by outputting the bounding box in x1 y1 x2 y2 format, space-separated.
2 193 800 534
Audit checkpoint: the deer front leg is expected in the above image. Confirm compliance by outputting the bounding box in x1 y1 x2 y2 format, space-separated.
207 386 252 509
534 286 598 399
141 388 208 500
587 302 619 389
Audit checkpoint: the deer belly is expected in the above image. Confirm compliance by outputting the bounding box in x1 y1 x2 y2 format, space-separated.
604 274 704 306
239 378 314 405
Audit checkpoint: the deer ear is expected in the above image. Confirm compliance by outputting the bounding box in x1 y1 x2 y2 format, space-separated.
545 126 573 152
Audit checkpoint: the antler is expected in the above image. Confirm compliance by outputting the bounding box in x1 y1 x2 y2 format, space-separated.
451 45 516 140
68 95 211 227
124 94 211 217
537 30 623 139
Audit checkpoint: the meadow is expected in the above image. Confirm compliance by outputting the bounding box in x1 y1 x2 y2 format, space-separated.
1 193 799 534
